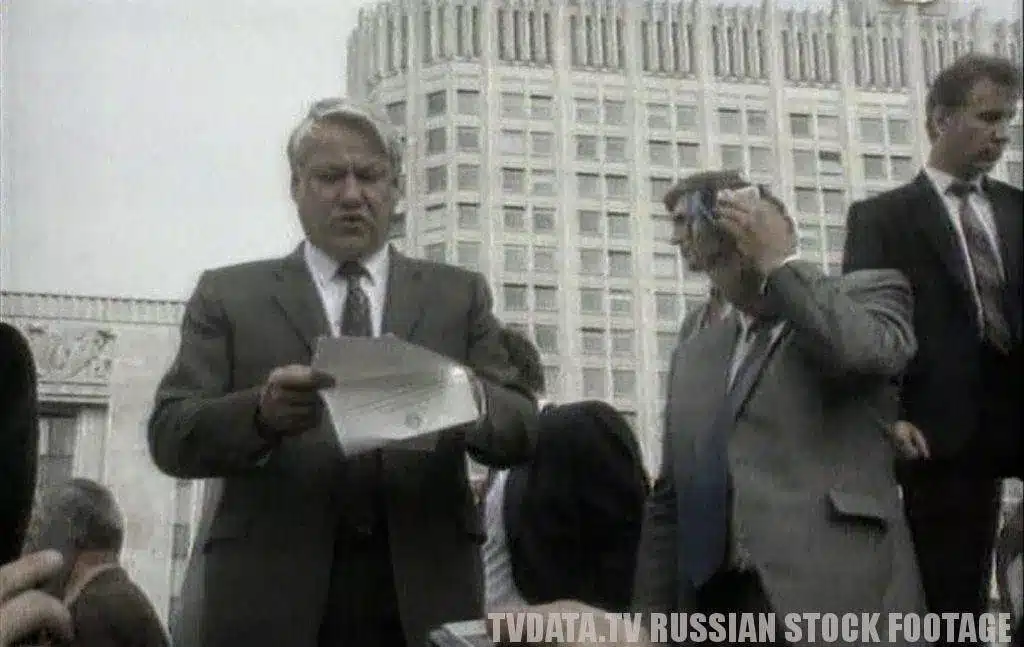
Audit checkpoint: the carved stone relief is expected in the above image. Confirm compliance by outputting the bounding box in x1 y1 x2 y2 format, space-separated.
22 324 116 384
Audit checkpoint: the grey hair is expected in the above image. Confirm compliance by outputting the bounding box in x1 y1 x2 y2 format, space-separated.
31 478 125 554
286 97 404 178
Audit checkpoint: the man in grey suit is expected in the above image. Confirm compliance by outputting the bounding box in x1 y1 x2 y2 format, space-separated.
633 171 925 644
148 98 537 647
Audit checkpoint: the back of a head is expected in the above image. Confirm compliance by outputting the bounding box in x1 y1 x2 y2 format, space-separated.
499 327 545 399
28 478 126 555
0 322 40 562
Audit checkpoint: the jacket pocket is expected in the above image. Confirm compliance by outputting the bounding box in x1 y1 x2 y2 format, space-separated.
202 511 252 552
826 488 890 530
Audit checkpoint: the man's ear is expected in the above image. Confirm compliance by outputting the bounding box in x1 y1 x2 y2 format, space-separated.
289 173 300 201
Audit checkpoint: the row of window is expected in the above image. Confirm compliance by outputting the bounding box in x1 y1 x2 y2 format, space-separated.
366 3 1020 91
404 93 960 150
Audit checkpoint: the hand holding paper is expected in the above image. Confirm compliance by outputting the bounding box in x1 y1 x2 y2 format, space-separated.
311 336 481 456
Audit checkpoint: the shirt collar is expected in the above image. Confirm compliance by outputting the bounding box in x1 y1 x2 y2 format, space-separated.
924 165 984 196
303 241 390 288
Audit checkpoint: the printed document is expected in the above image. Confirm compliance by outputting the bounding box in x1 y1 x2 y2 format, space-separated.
312 336 480 456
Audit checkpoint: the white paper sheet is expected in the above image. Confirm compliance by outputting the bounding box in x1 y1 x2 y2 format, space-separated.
311 336 480 456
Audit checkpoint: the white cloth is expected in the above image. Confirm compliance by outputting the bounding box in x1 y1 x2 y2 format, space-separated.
482 469 526 611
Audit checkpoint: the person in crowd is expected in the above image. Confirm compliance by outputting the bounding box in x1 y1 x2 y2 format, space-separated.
1 322 40 564
0 323 71 647
22 479 168 647
482 328 648 614
632 170 925 644
148 97 537 647
842 54 1022 637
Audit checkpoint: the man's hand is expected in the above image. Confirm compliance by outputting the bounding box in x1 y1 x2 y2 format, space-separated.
716 194 795 275
256 365 335 439
0 551 73 647
889 420 931 460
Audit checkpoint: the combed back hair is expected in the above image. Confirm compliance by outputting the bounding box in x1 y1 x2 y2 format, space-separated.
499 327 546 397
926 54 1023 139
667 170 794 270
286 97 404 179
35 478 125 554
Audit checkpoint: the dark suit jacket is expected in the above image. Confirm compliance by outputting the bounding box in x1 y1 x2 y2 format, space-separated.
0 322 39 562
843 173 1022 471
149 246 536 647
634 264 925 639
68 566 169 647
503 400 649 612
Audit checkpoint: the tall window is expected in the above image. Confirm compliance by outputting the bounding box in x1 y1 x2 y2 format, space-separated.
36 413 78 494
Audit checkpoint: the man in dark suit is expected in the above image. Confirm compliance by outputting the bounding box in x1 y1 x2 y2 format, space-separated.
1 322 39 565
843 54 1022 629
22 478 168 647
149 98 537 647
634 171 924 644
482 329 648 614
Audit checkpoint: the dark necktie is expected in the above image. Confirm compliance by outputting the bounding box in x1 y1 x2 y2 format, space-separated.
338 261 372 337
679 319 776 588
335 261 382 535
948 181 1011 354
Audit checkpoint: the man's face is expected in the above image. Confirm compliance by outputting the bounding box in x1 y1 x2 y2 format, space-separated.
933 78 1018 177
290 119 397 263
670 200 726 272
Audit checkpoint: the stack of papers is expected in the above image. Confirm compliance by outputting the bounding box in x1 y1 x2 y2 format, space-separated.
312 335 481 456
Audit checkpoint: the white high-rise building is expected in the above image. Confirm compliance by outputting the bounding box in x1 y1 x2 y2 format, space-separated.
345 0 1022 472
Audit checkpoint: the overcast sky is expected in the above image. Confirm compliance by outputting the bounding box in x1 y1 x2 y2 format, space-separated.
0 0 1017 300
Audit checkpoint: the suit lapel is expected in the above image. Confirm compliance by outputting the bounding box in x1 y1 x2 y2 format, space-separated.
383 250 425 340
271 247 330 355
910 172 974 300
726 324 789 423
680 317 738 460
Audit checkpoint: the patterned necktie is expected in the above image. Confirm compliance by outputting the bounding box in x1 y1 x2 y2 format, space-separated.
337 261 372 338
948 182 1011 354
679 319 776 588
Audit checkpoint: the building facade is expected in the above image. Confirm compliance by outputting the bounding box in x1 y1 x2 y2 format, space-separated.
345 0 1023 472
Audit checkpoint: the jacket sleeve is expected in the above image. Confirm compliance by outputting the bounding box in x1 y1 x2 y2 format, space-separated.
763 262 917 379
147 271 275 479
462 272 538 468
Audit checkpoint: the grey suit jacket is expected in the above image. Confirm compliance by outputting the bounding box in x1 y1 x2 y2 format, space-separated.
148 246 537 647
634 262 926 646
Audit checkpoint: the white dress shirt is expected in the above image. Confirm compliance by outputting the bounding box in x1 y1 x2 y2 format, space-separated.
923 166 1005 330
303 241 391 337
482 469 527 611
481 398 549 611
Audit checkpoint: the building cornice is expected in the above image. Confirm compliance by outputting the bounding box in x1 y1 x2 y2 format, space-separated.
0 291 184 326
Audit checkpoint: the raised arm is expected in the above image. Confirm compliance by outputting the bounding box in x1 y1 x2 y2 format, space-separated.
763 262 917 378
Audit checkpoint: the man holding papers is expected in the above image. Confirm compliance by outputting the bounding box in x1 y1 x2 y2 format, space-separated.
148 98 537 647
